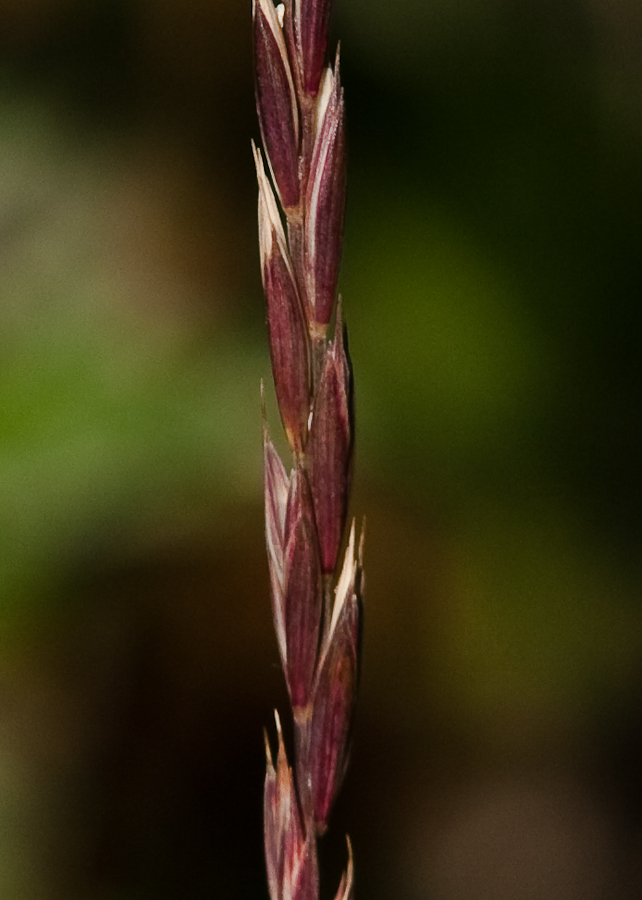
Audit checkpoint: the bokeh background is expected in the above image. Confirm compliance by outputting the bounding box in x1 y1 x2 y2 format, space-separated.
1 1 642 898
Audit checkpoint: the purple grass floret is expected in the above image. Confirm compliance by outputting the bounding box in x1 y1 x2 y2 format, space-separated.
283 468 323 707
253 0 301 209
256 145 311 450
253 0 362 896
294 0 334 95
264 713 319 900
307 309 352 573
263 426 290 667
306 524 362 829
305 58 347 326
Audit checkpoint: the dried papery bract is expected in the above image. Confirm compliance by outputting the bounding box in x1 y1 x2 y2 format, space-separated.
254 0 363 896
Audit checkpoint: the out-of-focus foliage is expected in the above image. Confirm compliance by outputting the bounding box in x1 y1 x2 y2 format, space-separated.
0 91 264 633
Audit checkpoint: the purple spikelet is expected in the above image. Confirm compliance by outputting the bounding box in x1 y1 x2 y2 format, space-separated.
253 0 362 896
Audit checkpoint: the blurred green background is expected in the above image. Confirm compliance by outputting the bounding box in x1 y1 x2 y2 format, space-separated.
1 0 642 898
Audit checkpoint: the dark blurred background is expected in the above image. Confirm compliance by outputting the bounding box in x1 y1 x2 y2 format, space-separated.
1 1 642 898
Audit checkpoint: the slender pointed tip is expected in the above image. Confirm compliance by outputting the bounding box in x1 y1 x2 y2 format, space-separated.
260 381 268 434
333 834 354 900
344 835 354 892
358 516 366 564
264 728 275 769
330 519 357 637
315 64 335 132
347 518 356 551
251 139 262 173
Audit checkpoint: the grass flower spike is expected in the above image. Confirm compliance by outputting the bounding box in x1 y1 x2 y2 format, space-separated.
253 0 362 897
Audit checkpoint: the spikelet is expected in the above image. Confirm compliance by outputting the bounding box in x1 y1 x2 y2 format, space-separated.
253 1 362 896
